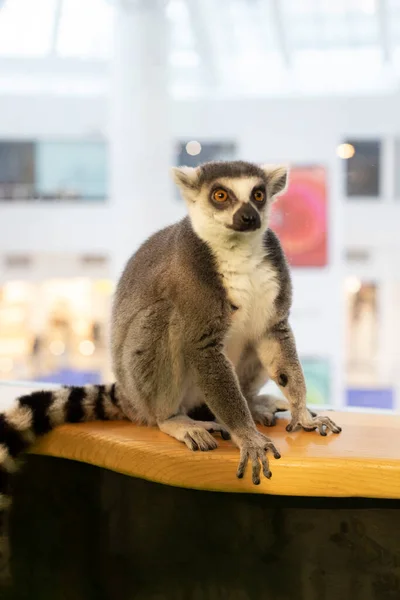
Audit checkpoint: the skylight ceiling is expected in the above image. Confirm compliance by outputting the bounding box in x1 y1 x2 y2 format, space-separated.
0 0 56 57
0 0 399 97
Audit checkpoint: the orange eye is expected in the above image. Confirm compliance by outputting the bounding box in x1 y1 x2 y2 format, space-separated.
254 190 265 202
212 189 228 203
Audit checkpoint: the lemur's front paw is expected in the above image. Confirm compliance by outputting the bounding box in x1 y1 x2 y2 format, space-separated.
286 411 342 436
236 431 281 485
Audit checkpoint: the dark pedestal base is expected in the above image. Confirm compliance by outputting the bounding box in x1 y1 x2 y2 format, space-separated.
3 455 400 600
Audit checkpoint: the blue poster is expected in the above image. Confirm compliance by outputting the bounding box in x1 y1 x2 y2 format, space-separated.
346 388 394 410
35 141 107 200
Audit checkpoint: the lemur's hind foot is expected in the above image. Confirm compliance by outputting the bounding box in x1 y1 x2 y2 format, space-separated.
158 415 230 451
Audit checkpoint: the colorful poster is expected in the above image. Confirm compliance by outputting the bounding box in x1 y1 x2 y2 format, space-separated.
270 166 328 267
346 388 394 410
35 141 107 200
302 357 331 406
0 142 35 200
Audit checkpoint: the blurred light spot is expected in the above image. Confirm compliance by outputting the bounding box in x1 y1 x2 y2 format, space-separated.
49 340 65 356
186 141 202 156
3 281 29 303
73 319 89 336
79 340 95 356
1 307 25 324
94 279 115 296
337 143 355 159
0 357 13 374
346 277 362 294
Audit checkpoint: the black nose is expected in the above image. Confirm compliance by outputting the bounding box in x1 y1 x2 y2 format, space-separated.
241 213 256 226
232 205 261 231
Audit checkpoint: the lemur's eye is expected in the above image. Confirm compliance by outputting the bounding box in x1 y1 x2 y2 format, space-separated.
212 189 228 203
253 190 265 202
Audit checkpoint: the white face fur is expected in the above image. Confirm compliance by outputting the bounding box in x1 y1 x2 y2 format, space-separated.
172 163 289 248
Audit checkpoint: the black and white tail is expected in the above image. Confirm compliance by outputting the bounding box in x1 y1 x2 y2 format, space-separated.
0 383 124 581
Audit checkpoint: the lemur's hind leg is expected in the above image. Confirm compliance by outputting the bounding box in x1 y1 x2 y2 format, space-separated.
236 345 290 427
158 414 230 451
248 395 290 427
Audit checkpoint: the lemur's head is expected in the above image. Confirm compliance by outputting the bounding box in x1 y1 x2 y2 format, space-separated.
172 160 288 243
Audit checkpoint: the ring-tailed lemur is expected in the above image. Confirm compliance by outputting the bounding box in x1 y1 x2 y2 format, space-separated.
0 161 341 575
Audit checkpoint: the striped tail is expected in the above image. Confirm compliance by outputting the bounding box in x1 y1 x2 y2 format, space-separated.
0 383 125 582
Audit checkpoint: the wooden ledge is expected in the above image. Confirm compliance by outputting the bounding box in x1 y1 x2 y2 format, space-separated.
30 411 400 499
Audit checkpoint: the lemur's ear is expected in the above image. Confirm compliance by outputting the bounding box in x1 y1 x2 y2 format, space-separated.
171 166 200 190
261 165 289 200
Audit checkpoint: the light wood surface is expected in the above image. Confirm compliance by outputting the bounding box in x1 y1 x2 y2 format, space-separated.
30 411 400 499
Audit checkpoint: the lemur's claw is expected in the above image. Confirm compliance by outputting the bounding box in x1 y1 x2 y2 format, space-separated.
236 431 280 484
287 413 342 436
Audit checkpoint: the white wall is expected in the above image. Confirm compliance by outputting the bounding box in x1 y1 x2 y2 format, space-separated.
3 91 400 406
1 92 400 251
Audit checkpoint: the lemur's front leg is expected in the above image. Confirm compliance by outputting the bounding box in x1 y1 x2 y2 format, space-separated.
188 343 281 484
257 321 342 435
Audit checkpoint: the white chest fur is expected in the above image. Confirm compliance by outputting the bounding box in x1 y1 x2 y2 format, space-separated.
214 242 279 367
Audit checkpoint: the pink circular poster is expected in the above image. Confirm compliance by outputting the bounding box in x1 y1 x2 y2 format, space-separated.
270 166 327 267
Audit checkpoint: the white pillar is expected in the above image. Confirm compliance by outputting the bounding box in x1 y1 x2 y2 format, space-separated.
110 0 173 280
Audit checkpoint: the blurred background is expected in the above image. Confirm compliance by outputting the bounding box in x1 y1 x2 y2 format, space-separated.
0 0 399 413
